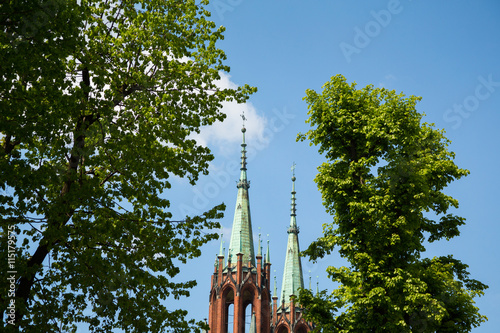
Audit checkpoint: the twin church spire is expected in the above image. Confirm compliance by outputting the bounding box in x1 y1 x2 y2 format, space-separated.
209 119 311 333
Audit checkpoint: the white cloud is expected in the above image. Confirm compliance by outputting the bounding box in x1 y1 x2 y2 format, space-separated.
191 72 268 156
378 74 397 88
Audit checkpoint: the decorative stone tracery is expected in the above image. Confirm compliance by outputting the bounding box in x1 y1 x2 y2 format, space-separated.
209 251 271 333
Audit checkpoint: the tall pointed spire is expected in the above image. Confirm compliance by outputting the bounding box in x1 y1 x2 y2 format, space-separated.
228 116 255 266
280 163 304 305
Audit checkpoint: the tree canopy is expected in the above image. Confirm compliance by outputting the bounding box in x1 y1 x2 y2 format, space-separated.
298 75 487 332
1 0 254 331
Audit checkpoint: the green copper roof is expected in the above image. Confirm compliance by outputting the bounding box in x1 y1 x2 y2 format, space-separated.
228 127 255 266
280 166 304 305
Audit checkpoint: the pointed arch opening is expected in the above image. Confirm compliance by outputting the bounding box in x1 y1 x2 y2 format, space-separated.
277 325 289 333
295 324 308 333
224 288 235 333
244 302 253 333
242 287 254 333
240 284 257 333
227 303 234 333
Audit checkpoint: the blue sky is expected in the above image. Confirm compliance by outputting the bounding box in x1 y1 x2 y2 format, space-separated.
169 1 500 331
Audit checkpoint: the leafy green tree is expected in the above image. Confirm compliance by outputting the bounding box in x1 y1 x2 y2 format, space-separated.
1 0 254 331
298 75 487 332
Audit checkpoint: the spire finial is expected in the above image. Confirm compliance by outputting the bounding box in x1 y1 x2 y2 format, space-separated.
241 111 247 128
258 230 262 257
290 163 297 220
238 113 248 177
274 272 277 296
219 233 224 257
316 276 319 295
309 271 312 291
266 237 270 264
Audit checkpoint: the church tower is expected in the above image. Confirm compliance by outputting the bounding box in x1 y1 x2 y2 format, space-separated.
208 124 272 333
271 167 312 333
